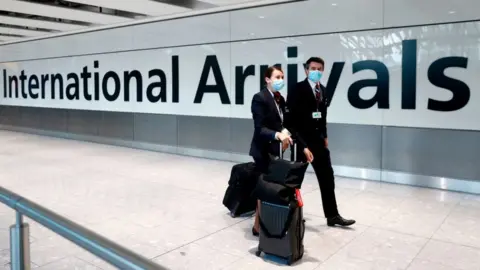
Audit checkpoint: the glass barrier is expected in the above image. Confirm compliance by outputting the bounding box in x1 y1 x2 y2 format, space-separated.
0 186 167 270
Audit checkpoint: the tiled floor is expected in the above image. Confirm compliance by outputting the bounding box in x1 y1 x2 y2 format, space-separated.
0 130 479 270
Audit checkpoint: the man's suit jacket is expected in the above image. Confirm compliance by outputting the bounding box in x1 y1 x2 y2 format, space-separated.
249 88 286 161
285 79 328 150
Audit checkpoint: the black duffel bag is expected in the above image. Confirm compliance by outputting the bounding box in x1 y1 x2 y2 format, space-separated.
264 156 308 189
265 141 308 188
253 174 293 206
253 142 308 205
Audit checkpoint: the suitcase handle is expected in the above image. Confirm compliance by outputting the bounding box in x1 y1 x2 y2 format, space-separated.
258 204 296 239
279 141 297 161
300 219 306 241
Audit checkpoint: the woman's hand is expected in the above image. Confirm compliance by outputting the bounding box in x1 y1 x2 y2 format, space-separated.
276 132 293 145
303 148 314 163
282 140 290 151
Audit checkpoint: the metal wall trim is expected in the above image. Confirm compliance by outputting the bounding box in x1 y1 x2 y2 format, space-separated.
381 170 480 194
1 124 479 195
333 165 382 181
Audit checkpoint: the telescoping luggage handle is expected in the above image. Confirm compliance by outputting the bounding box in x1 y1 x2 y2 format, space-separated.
279 140 297 162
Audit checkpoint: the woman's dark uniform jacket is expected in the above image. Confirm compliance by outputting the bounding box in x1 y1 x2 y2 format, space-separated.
249 88 286 172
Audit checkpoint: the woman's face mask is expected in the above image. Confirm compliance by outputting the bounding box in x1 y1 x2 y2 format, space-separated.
270 79 285 92
267 69 285 91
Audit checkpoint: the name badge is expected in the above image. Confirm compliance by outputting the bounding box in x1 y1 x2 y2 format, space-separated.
312 112 321 119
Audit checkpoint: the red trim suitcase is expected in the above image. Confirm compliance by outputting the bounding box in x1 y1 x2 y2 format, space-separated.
255 142 307 265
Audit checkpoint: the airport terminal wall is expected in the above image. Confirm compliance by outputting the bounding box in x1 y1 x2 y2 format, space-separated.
0 0 479 194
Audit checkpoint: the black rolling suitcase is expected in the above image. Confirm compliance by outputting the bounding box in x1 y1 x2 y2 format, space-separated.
256 200 305 265
255 142 308 265
222 162 259 217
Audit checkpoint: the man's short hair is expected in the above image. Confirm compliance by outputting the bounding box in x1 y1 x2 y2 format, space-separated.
305 57 325 69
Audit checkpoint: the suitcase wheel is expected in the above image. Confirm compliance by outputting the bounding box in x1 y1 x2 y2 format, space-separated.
286 256 293 266
255 250 262 257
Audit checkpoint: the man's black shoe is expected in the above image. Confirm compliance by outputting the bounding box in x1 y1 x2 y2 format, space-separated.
327 215 356 227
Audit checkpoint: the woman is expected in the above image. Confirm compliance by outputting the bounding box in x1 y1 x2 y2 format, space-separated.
249 65 292 236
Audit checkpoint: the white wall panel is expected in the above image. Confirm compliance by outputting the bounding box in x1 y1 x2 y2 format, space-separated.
0 0 479 131
0 42 232 118
230 0 383 40
230 30 385 126
1 0 478 62
383 22 480 130
384 0 480 27
0 27 134 62
49 28 135 57
0 13 229 62
124 43 233 118
129 13 230 50
1 20 478 130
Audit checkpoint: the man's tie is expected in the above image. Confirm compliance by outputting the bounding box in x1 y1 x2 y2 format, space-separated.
315 84 322 103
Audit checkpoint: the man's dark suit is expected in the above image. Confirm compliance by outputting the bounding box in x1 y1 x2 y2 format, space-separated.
249 88 285 172
285 79 339 218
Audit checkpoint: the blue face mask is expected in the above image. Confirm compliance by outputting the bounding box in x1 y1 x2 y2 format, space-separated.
271 79 285 91
308 70 323 83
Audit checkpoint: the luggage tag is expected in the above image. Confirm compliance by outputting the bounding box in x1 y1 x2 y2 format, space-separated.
312 112 321 119
295 189 304 207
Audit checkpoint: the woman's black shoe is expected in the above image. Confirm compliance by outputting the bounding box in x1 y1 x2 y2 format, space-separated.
252 227 259 237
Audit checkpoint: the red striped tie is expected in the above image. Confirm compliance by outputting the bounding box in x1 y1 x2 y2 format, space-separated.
315 84 322 103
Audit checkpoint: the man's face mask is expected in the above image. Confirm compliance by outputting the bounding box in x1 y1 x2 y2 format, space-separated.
308 70 323 83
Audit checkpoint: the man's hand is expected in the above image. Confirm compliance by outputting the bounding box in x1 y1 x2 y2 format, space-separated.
303 148 314 163
324 138 329 148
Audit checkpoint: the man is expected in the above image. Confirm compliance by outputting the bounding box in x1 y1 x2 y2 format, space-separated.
285 57 355 227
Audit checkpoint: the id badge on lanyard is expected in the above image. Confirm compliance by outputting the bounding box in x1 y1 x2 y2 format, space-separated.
313 96 322 120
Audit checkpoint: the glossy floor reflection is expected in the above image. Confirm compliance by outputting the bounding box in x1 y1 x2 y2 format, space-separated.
0 130 479 270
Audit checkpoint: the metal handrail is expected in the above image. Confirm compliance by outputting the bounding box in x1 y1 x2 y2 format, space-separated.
0 186 168 270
